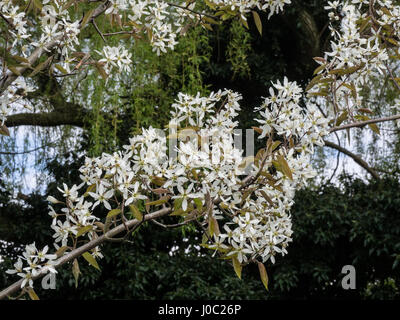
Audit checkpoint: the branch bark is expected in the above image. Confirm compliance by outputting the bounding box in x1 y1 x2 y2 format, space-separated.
323 140 380 180
5 111 85 127
329 114 400 133
0 206 171 300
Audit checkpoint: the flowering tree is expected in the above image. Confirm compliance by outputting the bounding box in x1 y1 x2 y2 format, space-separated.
1 0 400 299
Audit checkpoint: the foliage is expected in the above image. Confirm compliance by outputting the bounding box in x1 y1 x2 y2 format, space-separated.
2 0 400 300
226 20 252 80
2 163 400 299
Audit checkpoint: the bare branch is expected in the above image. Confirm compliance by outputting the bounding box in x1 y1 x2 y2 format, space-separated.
385 62 400 92
0 142 55 155
92 19 106 43
329 114 400 133
5 111 85 128
323 140 380 180
166 2 216 19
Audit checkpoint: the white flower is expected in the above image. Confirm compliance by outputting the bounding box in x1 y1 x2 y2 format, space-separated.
6 258 23 275
47 196 62 204
33 246 57 262
172 183 198 211
89 184 114 210
125 181 147 206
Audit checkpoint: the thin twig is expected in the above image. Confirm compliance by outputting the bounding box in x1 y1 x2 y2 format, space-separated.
329 114 400 132
92 19 106 42
323 139 380 180
166 2 216 19
0 143 55 155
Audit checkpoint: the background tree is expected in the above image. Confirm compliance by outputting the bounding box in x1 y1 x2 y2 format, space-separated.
1 0 400 300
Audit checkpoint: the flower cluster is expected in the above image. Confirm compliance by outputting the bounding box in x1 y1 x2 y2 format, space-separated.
96 45 132 74
0 78 35 126
209 0 291 19
210 79 329 264
256 77 329 154
5 77 331 289
309 1 396 123
0 0 30 47
6 243 57 288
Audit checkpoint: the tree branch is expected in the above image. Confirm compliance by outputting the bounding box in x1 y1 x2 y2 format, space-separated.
166 2 216 19
0 206 171 300
0 142 55 155
323 140 380 180
329 114 400 133
5 111 85 128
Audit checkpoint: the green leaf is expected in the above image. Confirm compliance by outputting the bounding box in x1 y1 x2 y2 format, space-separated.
269 140 281 152
329 64 363 76
174 197 183 211
72 258 80 288
252 11 262 36
277 155 293 180
336 111 348 126
81 9 95 28
145 196 170 206
208 216 220 237
0 125 10 136
221 13 231 21
150 176 166 186
83 184 96 197
8 66 22 75
95 63 108 80
193 198 203 212
129 204 143 221
257 261 269 291
76 225 92 238
55 246 69 258
202 16 219 25
358 108 373 114
240 16 249 29
201 22 213 31
106 208 121 218
54 64 68 74
308 91 328 97
313 64 326 75
151 188 171 194
204 0 216 9
32 0 43 11
368 123 380 135
82 252 100 270
27 288 39 300
170 208 185 216
201 232 209 244
29 56 53 77
11 55 30 65
232 256 242 279
260 190 275 208
146 27 153 42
